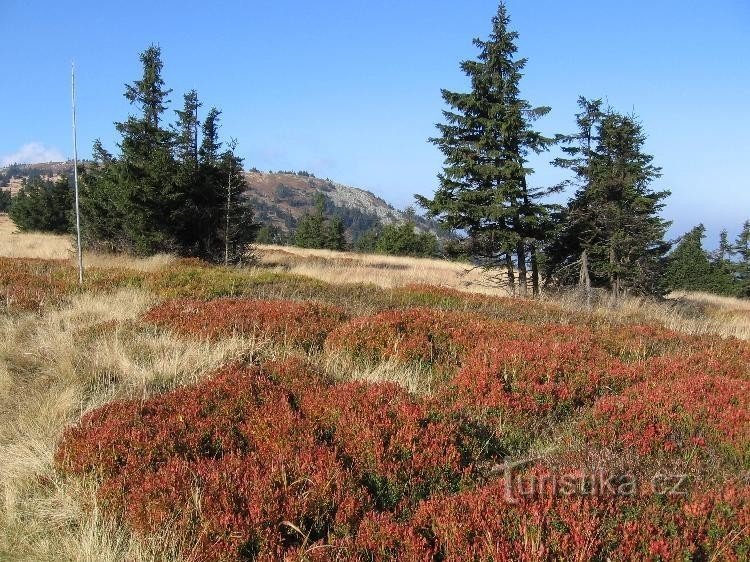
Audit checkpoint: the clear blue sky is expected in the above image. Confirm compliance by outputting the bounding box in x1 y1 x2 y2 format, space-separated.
2 0 748 246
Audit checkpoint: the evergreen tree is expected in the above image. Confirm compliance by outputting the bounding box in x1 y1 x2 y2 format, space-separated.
0 189 10 212
664 225 737 295
293 194 348 250
294 194 327 249
417 2 553 297
115 45 179 254
547 105 671 297
373 222 438 257
734 220 750 296
324 216 347 251
79 141 125 251
9 176 72 233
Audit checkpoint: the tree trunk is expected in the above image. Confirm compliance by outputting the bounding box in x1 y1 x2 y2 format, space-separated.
516 241 527 298
530 242 539 297
578 249 591 308
609 245 619 301
504 253 516 296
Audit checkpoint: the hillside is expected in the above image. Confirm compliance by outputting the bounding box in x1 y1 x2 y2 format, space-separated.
0 162 437 241
1 221 749 560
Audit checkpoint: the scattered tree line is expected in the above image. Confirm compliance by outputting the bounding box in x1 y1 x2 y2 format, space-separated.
665 222 750 297
417 2 745 299
2 5 747 298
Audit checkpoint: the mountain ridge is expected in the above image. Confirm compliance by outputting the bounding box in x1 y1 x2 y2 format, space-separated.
0 161 437 241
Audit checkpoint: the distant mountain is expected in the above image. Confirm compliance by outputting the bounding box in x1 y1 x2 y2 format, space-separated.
0 162 439 241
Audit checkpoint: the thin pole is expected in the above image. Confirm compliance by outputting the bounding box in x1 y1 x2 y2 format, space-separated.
71 62 83 284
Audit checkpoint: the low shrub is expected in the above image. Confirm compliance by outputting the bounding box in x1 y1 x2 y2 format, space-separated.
585 375 750 471
56 360 497 561
0 257 73 311
142 297 348 349
325 308 533 368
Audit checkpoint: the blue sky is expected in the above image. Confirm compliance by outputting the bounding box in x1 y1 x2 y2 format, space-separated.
1 1 748 246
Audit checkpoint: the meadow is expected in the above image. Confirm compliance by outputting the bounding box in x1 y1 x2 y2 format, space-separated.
0 215 748 561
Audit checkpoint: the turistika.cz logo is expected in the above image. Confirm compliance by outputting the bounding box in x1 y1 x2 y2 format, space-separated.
500 458 689 504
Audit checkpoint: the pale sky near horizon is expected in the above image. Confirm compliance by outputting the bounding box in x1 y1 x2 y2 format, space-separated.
1 1 748 247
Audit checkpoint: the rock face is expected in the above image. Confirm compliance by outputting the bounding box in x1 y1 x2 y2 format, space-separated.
0 162 436 241
244 171 435 240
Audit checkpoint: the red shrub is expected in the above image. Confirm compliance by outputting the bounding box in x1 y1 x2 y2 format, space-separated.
0 257 73 311
586 375 750 467
347 476 750 561
325 308 534 367
142 297 348 349
56 360 488 561
450 338 633 423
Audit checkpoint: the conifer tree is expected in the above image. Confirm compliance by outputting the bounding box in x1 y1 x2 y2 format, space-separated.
664 225 736 295
0 190 10 212
9 176 72 233
417 2 553 297
115 45 179 254
735 220 750 296
547 105 671 297
294 194 327 249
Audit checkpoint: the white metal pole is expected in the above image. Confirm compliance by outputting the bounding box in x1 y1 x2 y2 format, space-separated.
71 62 83 284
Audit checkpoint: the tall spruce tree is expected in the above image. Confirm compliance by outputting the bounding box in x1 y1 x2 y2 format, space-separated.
417 2 553 297
115 45 179 254
547 105 671 297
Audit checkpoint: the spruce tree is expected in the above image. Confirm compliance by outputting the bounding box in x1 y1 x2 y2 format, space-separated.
9 176 72 233
115 45 179 254
548 105 671 297
664 225 737 295
734 220 750 296
417 2 553 297
0 190 10 212
294 195 327 249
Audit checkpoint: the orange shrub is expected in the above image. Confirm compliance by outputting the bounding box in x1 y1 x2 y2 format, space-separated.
56 360 495 560
142 297 348 349
586 375 750 469
0 257 73 311
325 308 534 367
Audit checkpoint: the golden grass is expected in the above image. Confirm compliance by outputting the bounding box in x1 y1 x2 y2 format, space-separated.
0 289 263 560
255 243 508 295
0 215 73 260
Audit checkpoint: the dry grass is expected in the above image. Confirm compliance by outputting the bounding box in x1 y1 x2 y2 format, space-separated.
255 243 508 295
0 215 73 260
0 289 262 560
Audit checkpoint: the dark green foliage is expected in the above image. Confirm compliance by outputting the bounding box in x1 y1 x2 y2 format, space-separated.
0 189 10 212
114 45 180 254
356 222 439 257
294 194 347 250
664 225 738 296
417 2 554 297
734 220 750 296
9 176 72 233
255 224 290 245
79 46 258 262
547 99 671 297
